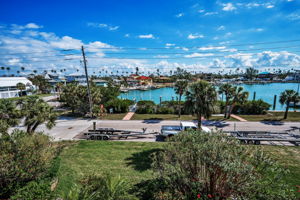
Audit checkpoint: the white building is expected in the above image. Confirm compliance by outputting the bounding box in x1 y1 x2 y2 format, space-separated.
0 77 34 99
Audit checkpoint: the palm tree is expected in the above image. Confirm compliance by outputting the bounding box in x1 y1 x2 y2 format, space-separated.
245 67 258 80
218 83 235 118
18 96 57 134
0 99 20 134
185 80 217 128
6 67 10 76
174 80 188 118
279 90 299 119
135 67 139 75
16 82 26 97
21 67 25 71
227 86 249 119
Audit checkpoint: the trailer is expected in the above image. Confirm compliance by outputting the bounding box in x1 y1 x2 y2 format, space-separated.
84 127 157 140
229 131 300 146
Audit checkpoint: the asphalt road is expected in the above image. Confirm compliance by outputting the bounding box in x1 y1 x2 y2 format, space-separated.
22 118 300 141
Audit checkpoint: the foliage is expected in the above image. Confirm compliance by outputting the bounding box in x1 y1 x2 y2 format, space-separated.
60 83 120 115
0 130 55 198
184 80 217 128
11 180 54 200
156 106 175 114
28 75 51 94
244 67 258 80
174 79 189 117
105 99 134 113
151 130 296 200
232 99 271 114
0 99 20 134
16 82 26 96
62 174 137 200
279 89 299 119
18 96 57 134
136 100 156 114
227 86 249 118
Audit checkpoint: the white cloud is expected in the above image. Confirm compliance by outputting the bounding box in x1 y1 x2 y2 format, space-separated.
87 22 119 31
204 12 218 16
217 25 225 31
25 23 42 29
287 12 300 21
198 46 226 51
198 9 205 13
165 43 175 47
187 33 204 39
138 34 155 39
124 34 130 37
154 55 170 58
184 53 214 58
175 13 184 18
50 36 83 49
222 3 236 11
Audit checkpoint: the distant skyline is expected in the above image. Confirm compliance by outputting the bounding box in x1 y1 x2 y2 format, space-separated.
0 0 300 75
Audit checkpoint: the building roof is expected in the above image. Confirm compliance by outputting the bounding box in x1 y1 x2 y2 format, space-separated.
136 76 152 80
0 77 32 87
66 72 85 77
259 72 272 75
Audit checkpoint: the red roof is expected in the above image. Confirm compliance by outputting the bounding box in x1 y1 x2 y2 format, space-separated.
136 76 152 80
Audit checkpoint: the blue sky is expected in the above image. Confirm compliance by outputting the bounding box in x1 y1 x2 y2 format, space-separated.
0 0 300 75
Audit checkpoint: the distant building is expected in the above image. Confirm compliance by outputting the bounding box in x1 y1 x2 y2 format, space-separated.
92 79 108 87
0 77 34 99
65 73 86 85
257 72 274 80
284 70 300 81
135 76 153 85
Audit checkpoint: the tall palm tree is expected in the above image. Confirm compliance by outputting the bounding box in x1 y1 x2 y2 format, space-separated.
185 81 217 128
174 80 188 118
135 67 139 75
6 67 10 76
18 96 57 134
227 86 249 119
218 83 235 118
279 90 299 119
245 67 258 80
16 82 26 97
21 67 25 71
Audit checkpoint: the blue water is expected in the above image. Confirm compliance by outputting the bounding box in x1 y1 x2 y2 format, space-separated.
119 83 300 111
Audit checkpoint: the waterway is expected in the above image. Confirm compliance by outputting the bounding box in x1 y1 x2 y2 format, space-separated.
119 83 300 111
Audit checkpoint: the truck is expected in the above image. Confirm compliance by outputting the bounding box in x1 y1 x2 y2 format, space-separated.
160 121 211 137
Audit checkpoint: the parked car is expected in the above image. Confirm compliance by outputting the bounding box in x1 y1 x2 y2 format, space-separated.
160 121 211 137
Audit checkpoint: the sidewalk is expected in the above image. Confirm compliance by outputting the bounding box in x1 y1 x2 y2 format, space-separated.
122 112 135 120
230 114 247 122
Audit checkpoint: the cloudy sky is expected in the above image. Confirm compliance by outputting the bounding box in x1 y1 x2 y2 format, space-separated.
0 0 300 76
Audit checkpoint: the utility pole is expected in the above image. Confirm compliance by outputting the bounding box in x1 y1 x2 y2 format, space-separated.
81 45 93 116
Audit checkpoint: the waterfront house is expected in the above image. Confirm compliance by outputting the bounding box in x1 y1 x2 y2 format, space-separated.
92 79 108 87
0 77 34 98
257 72 274 81
136 76 153 85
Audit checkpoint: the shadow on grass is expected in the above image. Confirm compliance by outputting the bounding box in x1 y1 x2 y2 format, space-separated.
125 148 162 172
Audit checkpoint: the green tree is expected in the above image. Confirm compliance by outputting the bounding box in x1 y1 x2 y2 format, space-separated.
218 83 235 118
245 67 258 80
185 81 217 128
279 89 299 119
0 99 20 134
28 75 51 94
18 96 57 134
16 82 26 97
151 131 296 200
227 86 249 118
174 80 188 118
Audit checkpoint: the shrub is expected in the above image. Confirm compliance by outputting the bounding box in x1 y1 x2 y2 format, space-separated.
11 180 53 200
233 99 271 114
62 174 137 200
150 130 296 200
136 100 156 114
0 130 55 198
156 106 174 114
105 99 134 113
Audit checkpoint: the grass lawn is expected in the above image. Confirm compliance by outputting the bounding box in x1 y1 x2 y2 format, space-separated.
55 141 300 197
240 111 300 122
131 114 237 121
100 113 127 120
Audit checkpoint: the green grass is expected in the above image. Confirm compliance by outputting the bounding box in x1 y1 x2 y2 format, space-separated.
131 114 237 121
100 113 127 120
56 141 164 195
240 111 300 122
56 141 300 197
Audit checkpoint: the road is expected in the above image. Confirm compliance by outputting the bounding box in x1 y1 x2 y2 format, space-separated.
18 118 300 141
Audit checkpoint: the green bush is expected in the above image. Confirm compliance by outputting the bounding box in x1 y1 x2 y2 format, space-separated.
233 99 271 114
156 106 174 114
149 130 296 200
105 99 134 113
136 100 156 114
0 130 55 198
11 180 53 200
62 174 137 200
